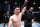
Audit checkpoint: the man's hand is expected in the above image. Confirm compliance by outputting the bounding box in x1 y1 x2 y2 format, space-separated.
23 7 26 10
32 19 34 23
24 0 28 5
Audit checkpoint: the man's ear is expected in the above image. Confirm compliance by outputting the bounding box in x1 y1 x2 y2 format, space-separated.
14 10 15 14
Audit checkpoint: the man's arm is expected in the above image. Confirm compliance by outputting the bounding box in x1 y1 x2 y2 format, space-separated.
32 14 35 22
21 7 26 15
8 16 12 27
4 14 6 18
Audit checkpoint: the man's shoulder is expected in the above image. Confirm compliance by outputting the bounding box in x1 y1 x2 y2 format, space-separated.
25 10 29 13
12 14 15 16
26 10 29 12
10 15 14 19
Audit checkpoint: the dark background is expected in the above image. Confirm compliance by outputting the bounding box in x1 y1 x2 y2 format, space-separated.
0 0 40 23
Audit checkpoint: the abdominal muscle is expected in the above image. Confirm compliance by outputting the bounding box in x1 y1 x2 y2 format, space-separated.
13 21 21 27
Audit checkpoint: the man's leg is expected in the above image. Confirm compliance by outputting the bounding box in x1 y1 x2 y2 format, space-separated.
3 21 6 27
28 23 32 27
24 20 28 27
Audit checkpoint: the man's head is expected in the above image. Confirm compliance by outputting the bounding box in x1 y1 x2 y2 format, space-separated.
29 7 34 12
7 11 9 14
14 6 20 15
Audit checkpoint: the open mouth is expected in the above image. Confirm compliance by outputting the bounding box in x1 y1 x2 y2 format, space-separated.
17 12 20 13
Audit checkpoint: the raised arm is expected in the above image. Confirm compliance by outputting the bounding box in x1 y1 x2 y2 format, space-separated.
21 7 26 15
8 16 12 27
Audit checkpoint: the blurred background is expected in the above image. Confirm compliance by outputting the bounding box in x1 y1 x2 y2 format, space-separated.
0 0 40 27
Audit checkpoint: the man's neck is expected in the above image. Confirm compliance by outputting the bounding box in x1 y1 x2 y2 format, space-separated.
29 10 32 13
7 13 9 14
15 14 19 16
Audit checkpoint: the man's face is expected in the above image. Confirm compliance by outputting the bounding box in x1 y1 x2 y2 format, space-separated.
29 7 34 12
7 11 9 14
14 8 20 15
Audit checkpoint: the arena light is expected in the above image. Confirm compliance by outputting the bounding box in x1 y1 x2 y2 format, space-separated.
5 1 9 3
15 2 17 4
5 1 7 3
39 7 40 10
39 7 40 9
33 1 35 4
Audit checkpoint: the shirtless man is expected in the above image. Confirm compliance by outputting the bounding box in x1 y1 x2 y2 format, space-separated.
8 6 26 27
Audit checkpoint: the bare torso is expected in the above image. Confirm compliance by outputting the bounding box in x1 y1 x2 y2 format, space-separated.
8 7 26 27
12 14 21 27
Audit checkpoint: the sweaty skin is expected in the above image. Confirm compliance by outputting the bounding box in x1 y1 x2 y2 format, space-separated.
8 7 26 27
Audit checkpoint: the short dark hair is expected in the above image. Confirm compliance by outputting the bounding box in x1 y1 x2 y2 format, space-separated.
29 7 34 9
6 11 9 12
14 6 20 10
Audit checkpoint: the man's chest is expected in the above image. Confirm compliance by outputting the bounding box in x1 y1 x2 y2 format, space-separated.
13 15 21 22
